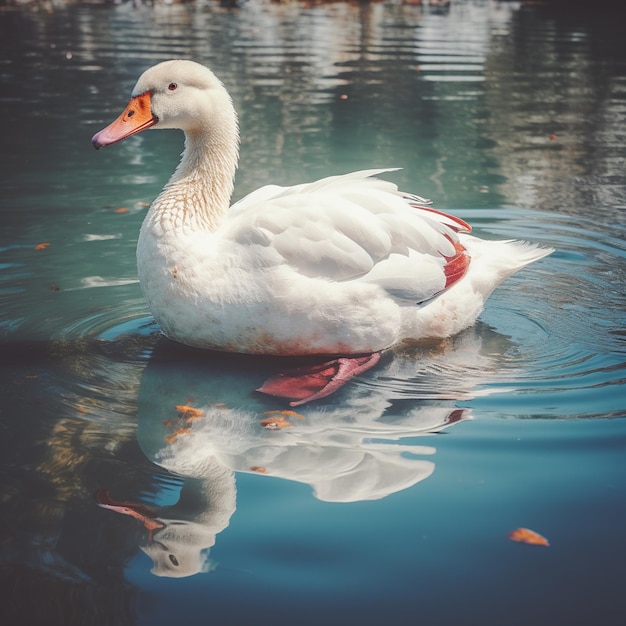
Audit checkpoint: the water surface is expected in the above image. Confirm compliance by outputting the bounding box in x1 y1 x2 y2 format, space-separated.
1 2 625 625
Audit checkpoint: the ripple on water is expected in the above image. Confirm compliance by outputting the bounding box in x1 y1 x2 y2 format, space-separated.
458 209 626 419
50 302 158 430
351 208 625 420
60 301 157 360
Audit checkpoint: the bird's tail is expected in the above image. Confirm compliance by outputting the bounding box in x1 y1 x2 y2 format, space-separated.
460 235 554 293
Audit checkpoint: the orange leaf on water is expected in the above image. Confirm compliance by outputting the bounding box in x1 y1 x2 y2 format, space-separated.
175 404 203 419
508 527 550 546
165 427 191 444
34 242 50 250
114 207 129 214
263 409 305 420
260 416 292 430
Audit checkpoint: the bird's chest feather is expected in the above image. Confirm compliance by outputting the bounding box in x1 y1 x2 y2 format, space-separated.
136 228 277 346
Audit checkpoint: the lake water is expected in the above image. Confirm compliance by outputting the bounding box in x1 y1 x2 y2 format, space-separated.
1 1 625 624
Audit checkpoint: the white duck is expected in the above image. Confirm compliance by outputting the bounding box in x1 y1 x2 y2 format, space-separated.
92 59 552 404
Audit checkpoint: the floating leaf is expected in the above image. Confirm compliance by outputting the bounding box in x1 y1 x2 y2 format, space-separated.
263 409 305 420
175 404 203 419
34 242 50 250
260 416 292 430
165 427 191 444
508 527 550 546
114 207 129 214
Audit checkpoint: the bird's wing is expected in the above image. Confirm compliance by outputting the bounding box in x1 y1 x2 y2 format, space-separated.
223 170 470 303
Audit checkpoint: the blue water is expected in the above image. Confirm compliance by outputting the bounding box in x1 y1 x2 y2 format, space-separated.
1 2 625 625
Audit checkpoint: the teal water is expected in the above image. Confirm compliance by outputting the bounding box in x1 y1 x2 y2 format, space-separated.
1 2 625 625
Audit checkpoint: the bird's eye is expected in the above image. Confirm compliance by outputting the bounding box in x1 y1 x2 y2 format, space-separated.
169 554 179 566
168 83 178 91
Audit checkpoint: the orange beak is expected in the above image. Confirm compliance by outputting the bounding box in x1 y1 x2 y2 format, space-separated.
92 91 158 149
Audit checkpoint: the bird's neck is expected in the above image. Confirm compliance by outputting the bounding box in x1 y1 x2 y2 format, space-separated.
147 121 239 233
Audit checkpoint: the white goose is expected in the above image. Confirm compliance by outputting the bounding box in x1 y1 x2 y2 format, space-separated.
92 60 552 404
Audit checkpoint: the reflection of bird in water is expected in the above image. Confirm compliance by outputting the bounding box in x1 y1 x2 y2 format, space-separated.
155 399 466 503
98 456 235 579
92 59 552 405
142 458 236 579
96 325 513 577
107 401 464 578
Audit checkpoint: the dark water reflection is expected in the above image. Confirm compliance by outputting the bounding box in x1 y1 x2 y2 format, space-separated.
1 2 626 625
